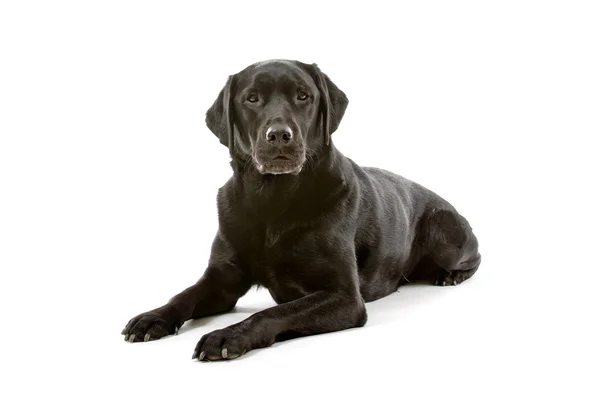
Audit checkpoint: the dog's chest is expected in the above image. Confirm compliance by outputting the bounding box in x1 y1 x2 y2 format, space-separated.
233 223 310 303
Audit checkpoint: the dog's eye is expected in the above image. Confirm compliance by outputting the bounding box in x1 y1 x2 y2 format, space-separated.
297 92 309 101
246 94 259 103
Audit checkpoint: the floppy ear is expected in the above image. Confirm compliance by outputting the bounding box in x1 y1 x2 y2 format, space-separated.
310 64 349 145
205 75 236 153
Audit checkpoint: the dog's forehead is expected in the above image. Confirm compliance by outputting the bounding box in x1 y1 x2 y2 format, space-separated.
237 60 315 89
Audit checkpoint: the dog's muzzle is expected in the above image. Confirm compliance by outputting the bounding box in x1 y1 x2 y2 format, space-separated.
254 123 305 175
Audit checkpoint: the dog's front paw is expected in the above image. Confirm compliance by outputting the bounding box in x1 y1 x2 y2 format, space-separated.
121 305 180 343
192 324 270 361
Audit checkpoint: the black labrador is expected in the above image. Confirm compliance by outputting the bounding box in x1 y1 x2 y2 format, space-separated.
122 60 481 361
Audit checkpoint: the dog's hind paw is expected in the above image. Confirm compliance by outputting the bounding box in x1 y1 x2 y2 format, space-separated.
433 269 471 287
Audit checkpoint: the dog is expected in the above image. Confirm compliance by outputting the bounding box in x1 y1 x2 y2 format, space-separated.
121 59 481 361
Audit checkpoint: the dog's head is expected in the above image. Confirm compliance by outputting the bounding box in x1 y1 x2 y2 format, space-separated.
206 60 348 175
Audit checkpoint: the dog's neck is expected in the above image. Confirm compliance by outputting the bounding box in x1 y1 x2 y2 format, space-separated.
229 143 351 219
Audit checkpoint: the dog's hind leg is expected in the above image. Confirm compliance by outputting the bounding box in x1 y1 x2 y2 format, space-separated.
414 208 481 286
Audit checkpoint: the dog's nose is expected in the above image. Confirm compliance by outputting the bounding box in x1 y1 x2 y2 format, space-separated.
265 124 293 145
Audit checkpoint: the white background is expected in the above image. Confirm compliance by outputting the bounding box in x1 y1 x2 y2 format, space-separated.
1 1 599 399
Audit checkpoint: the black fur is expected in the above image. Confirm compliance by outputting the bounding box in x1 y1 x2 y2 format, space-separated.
121 60 481 361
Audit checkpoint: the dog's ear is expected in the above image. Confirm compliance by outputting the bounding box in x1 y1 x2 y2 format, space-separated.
205 75 236 152
310 64 349 145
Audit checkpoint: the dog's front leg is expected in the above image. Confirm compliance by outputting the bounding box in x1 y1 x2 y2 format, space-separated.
122 235 252 342
192 290 367 361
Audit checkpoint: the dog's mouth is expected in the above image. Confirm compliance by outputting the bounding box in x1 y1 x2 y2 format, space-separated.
255 153 305 175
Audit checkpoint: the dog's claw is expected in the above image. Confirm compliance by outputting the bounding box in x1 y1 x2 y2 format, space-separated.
221 348 228 359
199 351 206 361
442 281 446 287
144 333 151 342
192 350 198 360
453 280 457 286
175 326 179 335
128 334 135 342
